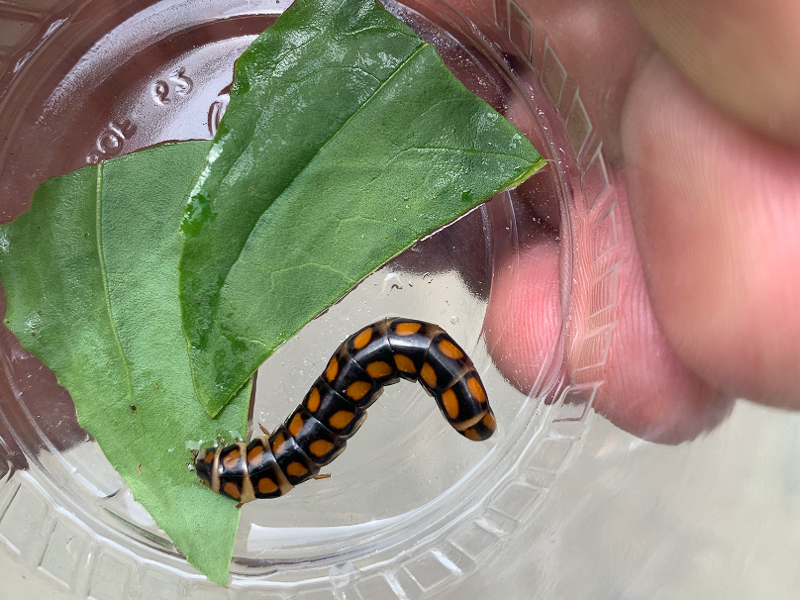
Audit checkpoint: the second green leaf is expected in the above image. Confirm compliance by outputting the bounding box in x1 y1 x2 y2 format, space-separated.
179 0 545 416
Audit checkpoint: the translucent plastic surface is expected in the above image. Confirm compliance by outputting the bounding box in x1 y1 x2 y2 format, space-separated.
0 0 590 594
1 0 795 598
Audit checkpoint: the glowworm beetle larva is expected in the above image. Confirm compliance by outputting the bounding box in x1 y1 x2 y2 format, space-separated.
194 318 495 504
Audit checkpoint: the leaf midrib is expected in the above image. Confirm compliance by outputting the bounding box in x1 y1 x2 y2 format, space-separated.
94 163 147 441
211 41 429 324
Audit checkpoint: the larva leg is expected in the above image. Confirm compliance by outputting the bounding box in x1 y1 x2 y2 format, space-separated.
313 473 331 480
259 423 270 436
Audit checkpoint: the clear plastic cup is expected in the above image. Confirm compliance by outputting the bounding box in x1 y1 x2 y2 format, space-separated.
0 0 795 598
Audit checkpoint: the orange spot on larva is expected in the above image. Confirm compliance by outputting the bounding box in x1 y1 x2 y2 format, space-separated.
222 449 241 470
483 412 496 430
421 363 437 388
394 354 416 373
438 338 464 360
346 380 372 401
466 377 487 403
440 389 459 420
464 428 482 441
247 446 264 466
309 439 334 457
257 477 278 494
223 482 241 499
204 452 215 464
329 410 354 429
289 413 304 437
326 356 339 382
286 461 308 477
272 433 286 455
307 387 321 412
395 322 422 336
366 361 393 379
353 327 372 349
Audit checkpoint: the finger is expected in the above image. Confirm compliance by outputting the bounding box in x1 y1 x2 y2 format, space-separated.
622 53 800 407
625 0 800 146
484 223 732 444
584 184 734 443
484 237 561 394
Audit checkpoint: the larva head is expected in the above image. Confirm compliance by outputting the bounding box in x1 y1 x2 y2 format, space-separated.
194 447 218 489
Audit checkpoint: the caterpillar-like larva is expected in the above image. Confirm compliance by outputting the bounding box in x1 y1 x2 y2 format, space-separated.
194 318 495 504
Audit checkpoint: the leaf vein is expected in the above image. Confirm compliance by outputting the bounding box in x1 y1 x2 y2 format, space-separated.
391 145 534 161
218 42 428 306
94 163 146 440
269 262 352 281
335 214 418 235
336 26 418 38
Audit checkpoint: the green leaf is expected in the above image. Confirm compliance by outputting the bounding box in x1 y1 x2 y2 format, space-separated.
179 0 545 416
0 141 250 586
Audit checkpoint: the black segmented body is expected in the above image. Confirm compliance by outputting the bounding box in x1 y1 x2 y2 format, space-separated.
194 318 496 504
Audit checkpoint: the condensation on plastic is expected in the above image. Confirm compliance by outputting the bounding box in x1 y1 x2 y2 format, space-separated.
0 0 620 597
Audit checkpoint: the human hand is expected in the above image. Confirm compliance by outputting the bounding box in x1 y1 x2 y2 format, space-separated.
483 0 800 443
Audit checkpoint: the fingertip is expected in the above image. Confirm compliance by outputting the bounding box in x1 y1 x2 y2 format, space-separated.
485 186 735 444
596 270 734 444
484 238 561 394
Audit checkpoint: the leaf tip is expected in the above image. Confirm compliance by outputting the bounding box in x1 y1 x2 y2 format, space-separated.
186 548 233 588
509 155 548 189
